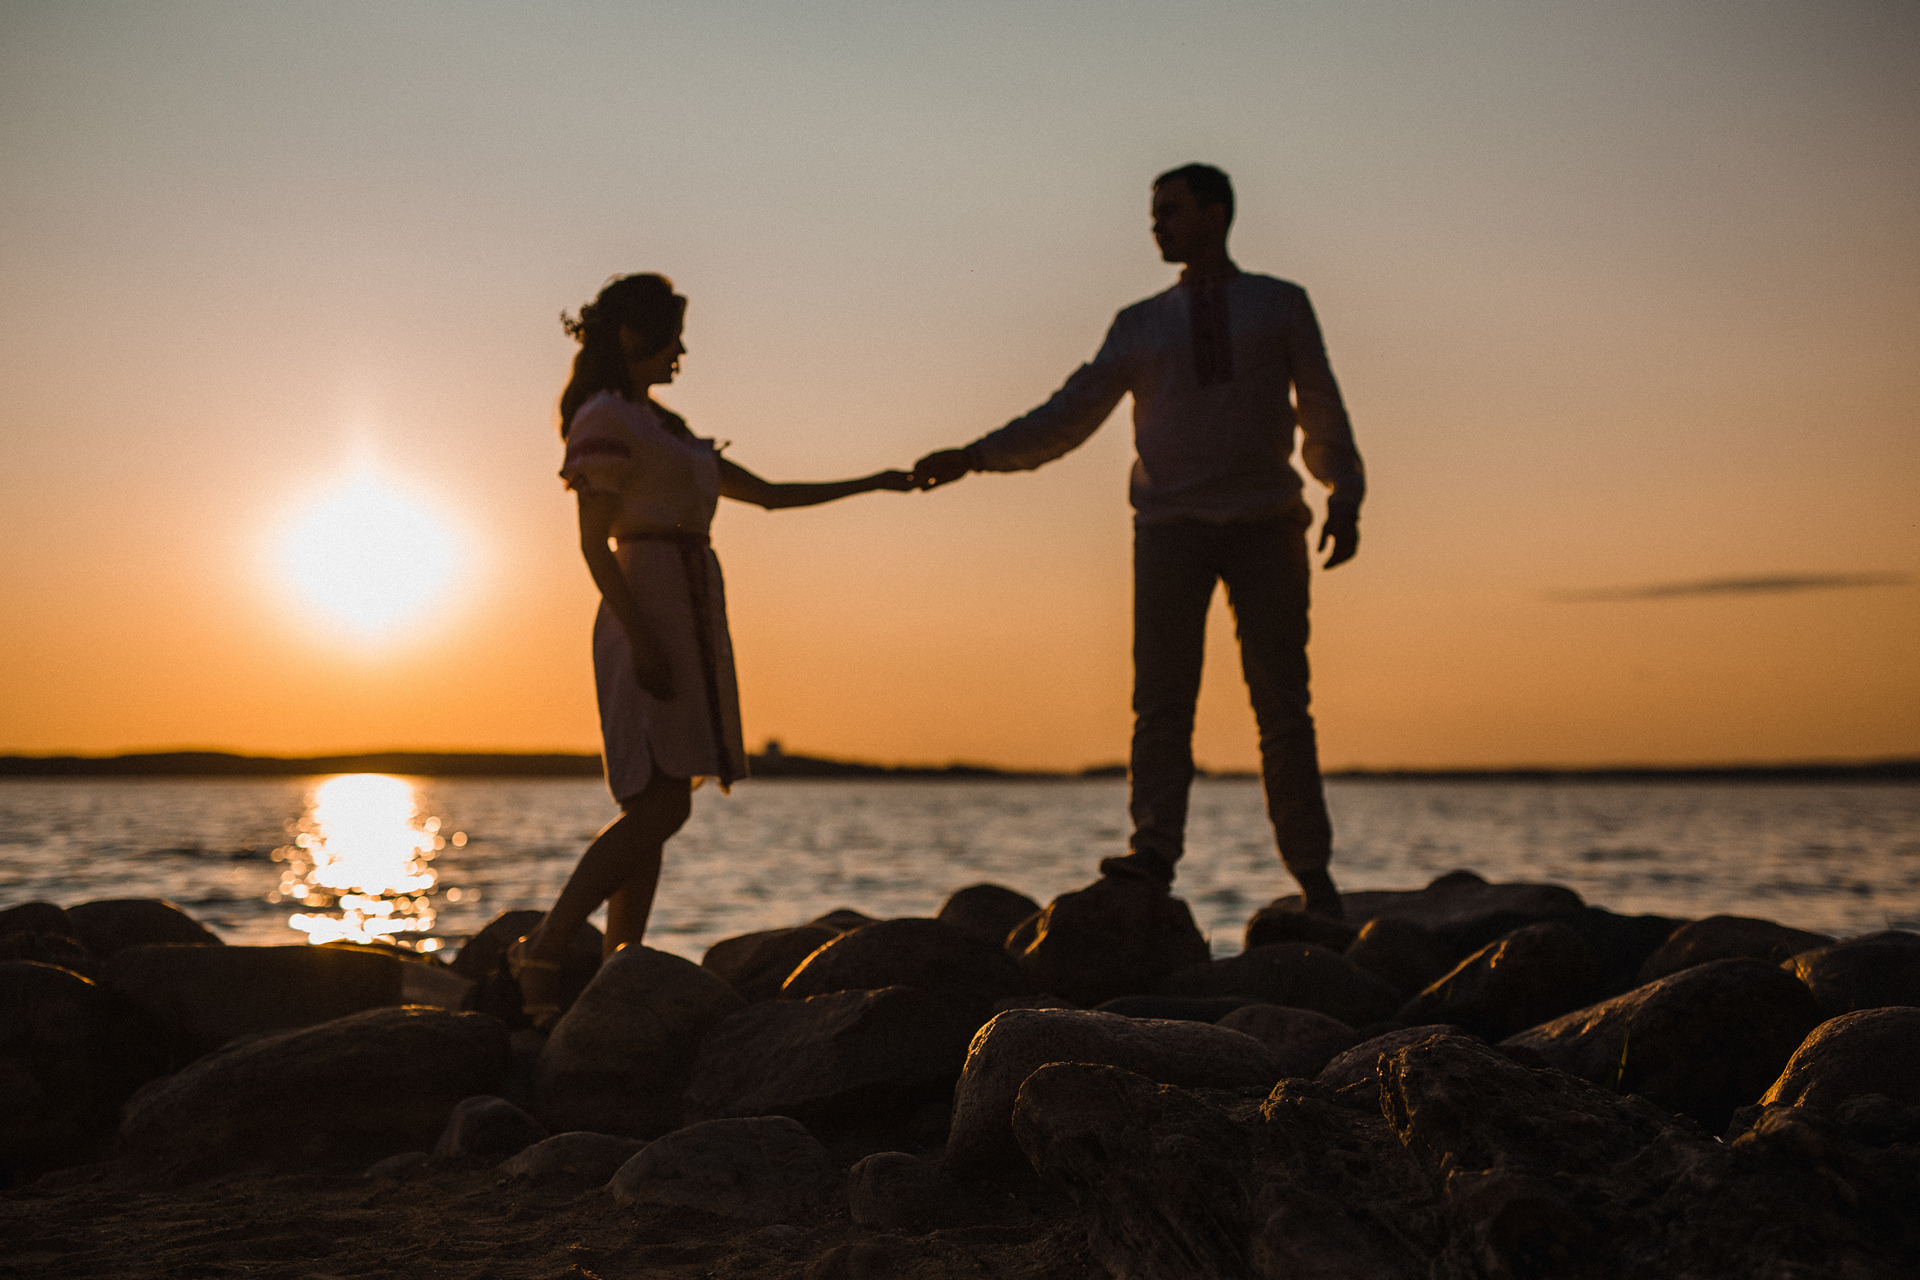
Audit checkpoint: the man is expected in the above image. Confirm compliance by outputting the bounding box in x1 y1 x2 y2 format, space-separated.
913 163 1363 918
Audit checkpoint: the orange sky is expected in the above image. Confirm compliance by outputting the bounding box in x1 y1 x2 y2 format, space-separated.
2 2 1916 771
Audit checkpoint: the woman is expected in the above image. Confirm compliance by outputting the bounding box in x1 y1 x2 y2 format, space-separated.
511 273 910 1025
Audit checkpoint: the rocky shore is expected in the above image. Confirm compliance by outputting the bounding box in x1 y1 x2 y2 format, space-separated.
3 870 1917 1278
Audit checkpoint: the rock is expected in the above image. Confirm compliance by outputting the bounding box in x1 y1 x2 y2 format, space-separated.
1502 956 1822 1132
936 883 1042 949
363 1150 435 1180
701 926 838 1002
847 1151 1006 1232
1240 906 1358 953
64 898 222 957
1568 907 1693 998
780 917 1030 1024
989 993 1078 1014
430 1094 548 1161
0 961 162 1179
496 1130 646 1182
1639 915 1832 984
1094 994 1261 1022
1758 1007 1920 1111
945 1007 1280 1176
1342 916 1457 995
1317 1024 1467 1091
532 945 745 1138
1266 870 1586 956
1008 876 1210 1009
454 911 603 1031
102 944 411 1062
0 902 77 941
809 908 877 933
1155 943 1402 1027
1396 921 1600 1041
1214 1004 1358 1077
1782 930 1920 1020
0 908 95 976
120 1006 509 1162
683 985 977 1128
606 1116 836 1224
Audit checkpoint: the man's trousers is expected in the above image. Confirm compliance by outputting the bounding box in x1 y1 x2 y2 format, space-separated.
1127 511 1334 878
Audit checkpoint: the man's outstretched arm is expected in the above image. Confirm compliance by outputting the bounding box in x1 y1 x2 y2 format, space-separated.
913 319 1132 488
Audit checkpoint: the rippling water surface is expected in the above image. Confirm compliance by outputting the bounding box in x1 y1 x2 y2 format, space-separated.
2 776 1915 960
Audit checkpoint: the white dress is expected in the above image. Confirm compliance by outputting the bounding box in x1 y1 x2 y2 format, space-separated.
560 391 748 802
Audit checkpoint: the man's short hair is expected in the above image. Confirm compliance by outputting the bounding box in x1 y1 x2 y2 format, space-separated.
1154 163 1234 224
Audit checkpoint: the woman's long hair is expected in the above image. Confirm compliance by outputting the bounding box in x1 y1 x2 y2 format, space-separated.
558 274 686 438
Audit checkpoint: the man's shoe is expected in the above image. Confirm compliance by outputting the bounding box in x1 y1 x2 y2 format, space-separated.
1098 850 1175 886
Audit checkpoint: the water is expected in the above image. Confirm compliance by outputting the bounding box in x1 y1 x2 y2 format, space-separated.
2 776 1916 962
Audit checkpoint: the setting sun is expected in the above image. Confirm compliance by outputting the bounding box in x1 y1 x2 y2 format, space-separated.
273 466 463 641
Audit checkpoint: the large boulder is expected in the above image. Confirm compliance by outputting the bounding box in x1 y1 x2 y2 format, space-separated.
1240 906 1358 954
1341 916 1456 996
1316 1024 1466 1091
848 1150 1008 1232
810 908 877 933
1263 870 1586 957
102 944 415 1062
1640 915 1833 984
120 1006 509 1162
936 884 1042 949
1569 907 1693 998
64 898 222 956
1396 921 1600 1041
1502 956 1822 1133
1781 931 1920 1020
606 1116 836 1224
0 902 90 975
1758 1007 1920 1112
430 1094 548 1161
0 961 162 1179
532 945 745 1137
683 985 977 1127
1095 994 1261 1022
700 926 838 1003
496 1130 645 1183
1154 943 1401 1027
781 917 1030 1024
945 1007 1280 1176
1214 1004 1358 1078
1009 876 1210 1009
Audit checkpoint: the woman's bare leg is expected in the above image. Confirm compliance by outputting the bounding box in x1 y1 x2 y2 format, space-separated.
526 771 692 964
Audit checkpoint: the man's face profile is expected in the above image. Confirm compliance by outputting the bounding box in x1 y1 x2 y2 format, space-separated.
1151 178 1226 264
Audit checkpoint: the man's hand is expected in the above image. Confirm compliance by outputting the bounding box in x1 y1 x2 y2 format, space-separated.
630 638 674 701
1318 507 1360 569
911 448 974 490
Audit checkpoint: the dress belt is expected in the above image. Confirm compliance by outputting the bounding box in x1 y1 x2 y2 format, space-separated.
618 528 733 787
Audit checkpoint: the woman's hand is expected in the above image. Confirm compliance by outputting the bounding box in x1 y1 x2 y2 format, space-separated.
629 637 675 700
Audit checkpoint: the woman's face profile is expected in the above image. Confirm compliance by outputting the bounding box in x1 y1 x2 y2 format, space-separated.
621 321 686 388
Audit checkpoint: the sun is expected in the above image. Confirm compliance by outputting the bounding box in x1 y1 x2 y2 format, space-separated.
275 466 463 640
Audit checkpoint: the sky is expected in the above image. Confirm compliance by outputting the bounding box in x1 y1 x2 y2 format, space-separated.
2 0 1916 771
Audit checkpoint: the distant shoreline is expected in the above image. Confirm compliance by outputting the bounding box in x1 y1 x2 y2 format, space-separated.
1 749 1915 784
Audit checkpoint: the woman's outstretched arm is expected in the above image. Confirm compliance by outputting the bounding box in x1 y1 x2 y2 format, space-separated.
719 458 913 510
577 490 675 699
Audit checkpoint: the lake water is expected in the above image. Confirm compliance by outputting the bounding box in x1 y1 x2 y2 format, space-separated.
2 776 1916 962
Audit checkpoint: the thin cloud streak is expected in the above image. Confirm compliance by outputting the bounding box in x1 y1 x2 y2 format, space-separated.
1552 573 1912 602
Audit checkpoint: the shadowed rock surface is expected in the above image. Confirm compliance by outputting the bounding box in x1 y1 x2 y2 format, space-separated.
606 1116 836 1224
781 917 1030 1024
1213 1004 1358 1077
532 946 745 1138
494 1130 646 1183
700 925 839 1003
1340 916 1456 995
120 1006 509 1162
1267 870 1586 956
1010 876 1210 1009
430 1094 548 1161
1239 906 1357 953
1155 942 1402 1027
1396 920 1600 1041
684 985 977 1127
64 899 222 957
847 1150 1017 1232
1502 956 1822 1132
1782 930 1920 1020
1094 994 1260 1022
1316 1024 1467 1091
1567 906 1693 997
936 883 1042 949
0 903 91 976
1639 914 1833 984
945 1007 1280 1176
1758 1007 1920 1111
808 908 877 933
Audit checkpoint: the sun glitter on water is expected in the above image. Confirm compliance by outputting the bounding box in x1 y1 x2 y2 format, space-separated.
273 463 463 641
275 774 460 948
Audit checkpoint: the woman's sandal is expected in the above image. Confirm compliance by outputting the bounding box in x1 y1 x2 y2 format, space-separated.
506 938 567 1032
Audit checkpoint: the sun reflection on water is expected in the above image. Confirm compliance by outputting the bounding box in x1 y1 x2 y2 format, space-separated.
274 774 454 948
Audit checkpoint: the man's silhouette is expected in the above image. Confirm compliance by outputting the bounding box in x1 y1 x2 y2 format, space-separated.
914 164 1363 918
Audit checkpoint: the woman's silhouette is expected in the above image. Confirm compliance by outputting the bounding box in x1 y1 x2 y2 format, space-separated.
511 273 910 1026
